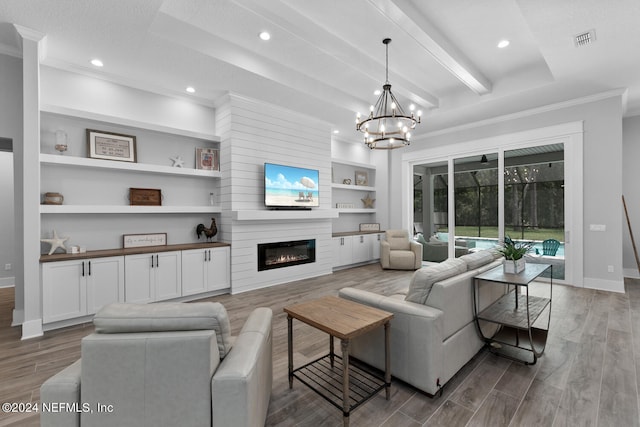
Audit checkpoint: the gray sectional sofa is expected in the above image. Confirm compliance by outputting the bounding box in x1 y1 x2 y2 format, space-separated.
339 250 504 396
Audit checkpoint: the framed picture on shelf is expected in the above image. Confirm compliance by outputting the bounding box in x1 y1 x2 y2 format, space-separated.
355 170 369 186
196 148 219 171
123 233 167 249
359 223 381 232
87 129 137 162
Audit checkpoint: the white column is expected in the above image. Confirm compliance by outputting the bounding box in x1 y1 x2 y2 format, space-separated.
14 25 46 339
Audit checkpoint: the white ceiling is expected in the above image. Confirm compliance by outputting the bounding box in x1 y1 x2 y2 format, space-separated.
1 0 638 142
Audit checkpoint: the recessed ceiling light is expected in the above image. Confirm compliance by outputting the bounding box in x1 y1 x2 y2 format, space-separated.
186 86 196 93
497 40 510 49
259 31 271 41
90 59 104 67
374 89 382 96
333 130 339 134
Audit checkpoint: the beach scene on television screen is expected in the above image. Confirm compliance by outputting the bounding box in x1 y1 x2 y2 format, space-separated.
265 164 319 207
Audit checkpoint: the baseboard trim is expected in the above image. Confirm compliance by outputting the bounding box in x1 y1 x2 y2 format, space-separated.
583 277 625 293
623 268 640 279
21 318 43 340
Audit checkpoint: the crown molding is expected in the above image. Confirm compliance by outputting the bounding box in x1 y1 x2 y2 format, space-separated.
417 88 628 140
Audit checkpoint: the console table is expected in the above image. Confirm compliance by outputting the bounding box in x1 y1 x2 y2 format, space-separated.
473 263 552 365
284 296 393 427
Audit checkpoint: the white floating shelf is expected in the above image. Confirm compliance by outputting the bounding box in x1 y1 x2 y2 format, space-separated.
41 105 220 141
331 183 376 192
335 208 377 214
232 210 339 221
40 154 221 178
40 205 222 214
331 158 376 170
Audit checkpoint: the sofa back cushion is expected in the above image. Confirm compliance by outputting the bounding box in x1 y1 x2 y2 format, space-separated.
459 250 496 270
93 302 232 359
386 229 410 250
405 258 467 304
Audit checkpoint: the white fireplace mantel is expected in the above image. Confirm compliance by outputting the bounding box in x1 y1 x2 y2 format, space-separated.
232 210 339 221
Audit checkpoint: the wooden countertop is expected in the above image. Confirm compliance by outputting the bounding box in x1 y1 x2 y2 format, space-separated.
40 242 230 263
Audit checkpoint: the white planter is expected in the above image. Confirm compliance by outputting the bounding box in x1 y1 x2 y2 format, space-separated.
503 258 525 274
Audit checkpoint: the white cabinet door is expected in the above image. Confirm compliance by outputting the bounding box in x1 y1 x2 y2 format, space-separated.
332 236 353 268
370 233 383 260
124 254 155 303
86 256 125 315
182 247 229 295
181 249 208 296
154 251 182 301
208 247 230 291
125 251 181 302
42 260 87 323
352 234 371 264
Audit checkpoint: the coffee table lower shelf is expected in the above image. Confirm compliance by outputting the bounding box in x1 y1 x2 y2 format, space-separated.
292 354 386 413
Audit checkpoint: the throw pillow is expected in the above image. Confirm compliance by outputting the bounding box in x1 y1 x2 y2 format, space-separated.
459 250 495 270
405 258 467 304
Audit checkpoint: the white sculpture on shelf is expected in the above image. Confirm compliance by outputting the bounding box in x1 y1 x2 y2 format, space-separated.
41 230 69 255
170 155 184 167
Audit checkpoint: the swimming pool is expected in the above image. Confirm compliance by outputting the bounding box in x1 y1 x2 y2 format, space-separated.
436 233 565 257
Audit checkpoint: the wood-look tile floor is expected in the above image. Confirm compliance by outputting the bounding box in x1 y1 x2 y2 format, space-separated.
1 264 639 426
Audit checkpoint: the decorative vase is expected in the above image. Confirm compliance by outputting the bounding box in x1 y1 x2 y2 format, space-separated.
503 258 525 274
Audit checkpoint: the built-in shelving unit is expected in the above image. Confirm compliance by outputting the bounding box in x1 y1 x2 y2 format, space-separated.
39 108 222 251
331 158 377 217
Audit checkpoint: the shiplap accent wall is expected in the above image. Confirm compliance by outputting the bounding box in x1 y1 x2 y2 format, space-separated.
215 94 333 294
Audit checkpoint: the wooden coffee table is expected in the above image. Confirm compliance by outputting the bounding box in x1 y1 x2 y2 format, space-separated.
284 295 393 427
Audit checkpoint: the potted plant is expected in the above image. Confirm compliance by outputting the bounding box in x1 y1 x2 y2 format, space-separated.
497 236 533 274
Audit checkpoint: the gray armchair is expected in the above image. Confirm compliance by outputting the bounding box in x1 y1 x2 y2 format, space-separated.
380 229 422 270
41 302 272 427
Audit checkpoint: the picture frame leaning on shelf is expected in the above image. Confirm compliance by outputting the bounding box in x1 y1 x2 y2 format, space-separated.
87 129 137 162
196 147 220 171
354 170 369 186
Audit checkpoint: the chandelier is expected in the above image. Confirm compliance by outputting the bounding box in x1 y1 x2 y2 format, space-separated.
356 38 421 150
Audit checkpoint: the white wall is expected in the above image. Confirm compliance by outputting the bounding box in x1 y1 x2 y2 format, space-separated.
41 67 215 137
622 114 640 277
401 93 625 291
0 53 22 312
0 152 15 286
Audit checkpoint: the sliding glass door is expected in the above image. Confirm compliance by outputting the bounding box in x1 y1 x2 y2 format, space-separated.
412 144 566 281
504 144 565 279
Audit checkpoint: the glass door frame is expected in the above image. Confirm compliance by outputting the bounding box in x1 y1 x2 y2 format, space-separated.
402 121 584 286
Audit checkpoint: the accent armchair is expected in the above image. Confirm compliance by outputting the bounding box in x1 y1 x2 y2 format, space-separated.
40 302 273 427
380 229 422 270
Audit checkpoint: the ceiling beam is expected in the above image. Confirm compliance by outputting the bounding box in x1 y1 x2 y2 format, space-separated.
233 0 439 108
369 0 492 96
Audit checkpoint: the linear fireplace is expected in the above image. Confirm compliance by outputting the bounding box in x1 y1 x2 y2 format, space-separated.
257 239 316 271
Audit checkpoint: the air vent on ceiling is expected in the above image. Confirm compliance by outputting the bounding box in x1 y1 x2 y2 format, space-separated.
574 29 596 47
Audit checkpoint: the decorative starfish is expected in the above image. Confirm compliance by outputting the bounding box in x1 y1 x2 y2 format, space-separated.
361 193 376 208
170 155 184 167
41 230 69 255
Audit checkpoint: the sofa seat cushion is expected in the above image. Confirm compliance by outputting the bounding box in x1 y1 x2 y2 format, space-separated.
93 302 232 358
405 258 467 304
459 250 495 270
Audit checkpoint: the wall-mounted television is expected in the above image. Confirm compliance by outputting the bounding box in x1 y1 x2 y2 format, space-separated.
264 163 319 209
